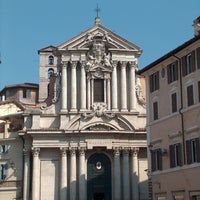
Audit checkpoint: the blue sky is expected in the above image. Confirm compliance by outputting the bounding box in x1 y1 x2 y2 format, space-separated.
0 0 199 89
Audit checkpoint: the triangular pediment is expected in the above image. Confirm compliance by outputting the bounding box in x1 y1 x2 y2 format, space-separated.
38 45 57 53
57 24 141 52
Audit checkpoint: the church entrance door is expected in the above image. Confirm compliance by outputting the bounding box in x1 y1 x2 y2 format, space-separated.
87 153 112 200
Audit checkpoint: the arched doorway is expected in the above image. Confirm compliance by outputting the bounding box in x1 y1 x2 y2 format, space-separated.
87 153 112 200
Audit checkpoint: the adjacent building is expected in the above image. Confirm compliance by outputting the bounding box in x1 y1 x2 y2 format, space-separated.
0 17 148 200
139 16 200 200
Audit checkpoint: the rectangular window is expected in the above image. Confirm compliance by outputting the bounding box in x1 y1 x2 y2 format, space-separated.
94 79 104 102
197 47 200 69
153 101 158 120
169 143 182 168
186 138 200 164
0 145 9 154
0 163 8 181
23 89 31 99
171 92 178 113
182 51 196 76
167 61 178 83
150 71 159 92
151 148 162 171
187 85 194 106
198 81 200 102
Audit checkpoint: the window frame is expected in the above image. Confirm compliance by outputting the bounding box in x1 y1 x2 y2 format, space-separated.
150 71 159 93
167 61 178 83
169 143 182 168
186 138 200 164
182 51 196 76
151 148 162 172
187 84 194 107
171 92 178 113
0 162 8 181
23 89 31 99
153 101 158 120
93 79 105 103
48 55 54 65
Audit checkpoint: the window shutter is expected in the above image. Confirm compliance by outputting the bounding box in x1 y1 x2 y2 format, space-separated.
4 163 8 180
151 151 156 172
169 145 175 168
153 102 158 120
156 71 159 90
198 81 200 102
181 56 186 76
186 140 191 164
177 143 182 166
195 138 200 162
158 149 162 170
149 76 153 93
191 51 196 72
167 65 170 83
197 47 200 69
0 145 2 154
175 61 179 80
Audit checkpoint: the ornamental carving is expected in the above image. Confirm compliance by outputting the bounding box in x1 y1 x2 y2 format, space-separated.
82 103 115 119
85 32 113 73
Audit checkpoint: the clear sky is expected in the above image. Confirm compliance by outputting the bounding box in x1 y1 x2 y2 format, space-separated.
0 0 199 89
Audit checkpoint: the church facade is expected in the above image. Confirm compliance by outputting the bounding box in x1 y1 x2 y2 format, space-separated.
9 17 147 200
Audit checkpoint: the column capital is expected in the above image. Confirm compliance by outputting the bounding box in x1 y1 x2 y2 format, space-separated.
23 148 30 156
32 147 40 157
130 147 139 156
71 61 77 69
113 147 121 156
122 147 130 154
61 61 68 67
60 147 68 156
69 147 77 156
78 147 86 156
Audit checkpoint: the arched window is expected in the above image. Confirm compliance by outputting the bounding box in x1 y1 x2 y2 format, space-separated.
48 56 54 65
48 68 54 79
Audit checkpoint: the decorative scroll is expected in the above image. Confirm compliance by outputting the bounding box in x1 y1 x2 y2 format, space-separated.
82 103 115 119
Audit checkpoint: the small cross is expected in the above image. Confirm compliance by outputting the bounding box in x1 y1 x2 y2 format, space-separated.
95 4 100 17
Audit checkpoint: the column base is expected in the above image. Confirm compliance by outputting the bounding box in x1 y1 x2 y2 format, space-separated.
60 109 68 114
70 109 77 113
112 108 119 112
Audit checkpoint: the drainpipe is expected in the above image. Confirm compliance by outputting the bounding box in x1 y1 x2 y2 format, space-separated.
172 55 186 165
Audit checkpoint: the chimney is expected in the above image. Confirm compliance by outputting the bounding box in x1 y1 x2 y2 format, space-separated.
193 16 200 37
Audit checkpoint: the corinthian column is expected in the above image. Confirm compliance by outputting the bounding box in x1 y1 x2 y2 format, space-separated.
121 62 127 111
111 63 118 111
131 147 139 200
87 75 91 109
80 63 86 111
107 77 111 110
113 148 121 200
60 148 67 200
70 148 77 200
61 61 67 111
122 148 130 200
71 62 77 112
129 63 136 112
23 148 30 200
79 148 86 200
32 148 40 200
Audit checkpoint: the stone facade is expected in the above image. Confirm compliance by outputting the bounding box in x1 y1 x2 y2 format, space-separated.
0 17 148 200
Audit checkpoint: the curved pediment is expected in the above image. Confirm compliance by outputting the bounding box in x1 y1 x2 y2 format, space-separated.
64 113 135 132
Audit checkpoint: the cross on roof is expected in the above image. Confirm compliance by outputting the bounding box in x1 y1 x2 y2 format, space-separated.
95 4 100 17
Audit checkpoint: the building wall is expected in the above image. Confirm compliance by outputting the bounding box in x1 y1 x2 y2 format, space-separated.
141 36 200 199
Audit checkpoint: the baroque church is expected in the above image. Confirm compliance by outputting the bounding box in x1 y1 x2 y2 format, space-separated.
0 17 148 200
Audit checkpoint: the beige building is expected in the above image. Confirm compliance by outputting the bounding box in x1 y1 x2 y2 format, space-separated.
139 16 200 200
0 17 148 200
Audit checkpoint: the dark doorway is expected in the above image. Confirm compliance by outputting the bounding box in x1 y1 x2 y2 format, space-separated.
87 153 111 200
